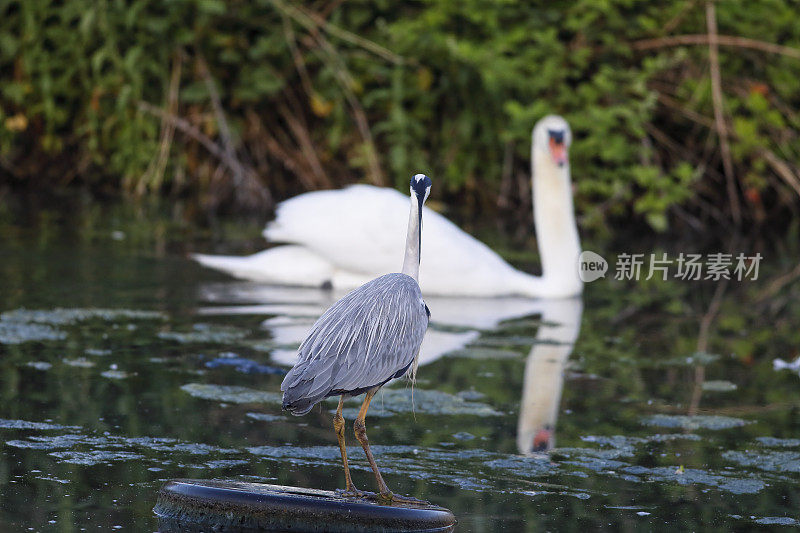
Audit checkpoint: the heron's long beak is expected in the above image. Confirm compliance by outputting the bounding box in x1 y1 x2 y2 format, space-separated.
549 138 567 167
416 193 423 264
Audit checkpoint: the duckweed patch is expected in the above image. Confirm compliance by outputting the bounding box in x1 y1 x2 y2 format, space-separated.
0 308 165 325
0 419 79 431
0 321 66 344
25 361 53 371
181 383 283 405
641 414 751 430
158 324 250 344
722 450 800 474
101 370 133 379
246 412 284 422
63 358 96 368
701 380 738 392
756 437 800 448
753 517 799 525
205 355 286 375
445 347 522 359
48 450 145 465
340 388 503 418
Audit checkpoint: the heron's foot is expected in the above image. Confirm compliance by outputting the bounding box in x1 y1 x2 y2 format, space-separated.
336 485 366 500
377 491 430 506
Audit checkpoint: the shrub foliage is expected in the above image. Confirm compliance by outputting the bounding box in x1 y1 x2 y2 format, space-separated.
1 0 799 234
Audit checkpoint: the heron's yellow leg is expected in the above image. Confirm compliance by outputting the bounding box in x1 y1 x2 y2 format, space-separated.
353 387 392 499
334 395 358 494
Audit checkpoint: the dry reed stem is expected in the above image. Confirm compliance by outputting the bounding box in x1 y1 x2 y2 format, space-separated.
705 2 741 226
141 50 182 195
633 34 800 60
137 101 269 208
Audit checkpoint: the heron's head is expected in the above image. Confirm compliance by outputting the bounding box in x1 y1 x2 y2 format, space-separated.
410 173 432 208
533 115 572 168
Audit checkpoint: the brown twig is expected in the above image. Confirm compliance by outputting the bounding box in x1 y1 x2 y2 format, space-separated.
270 0 407 65
246 109 318 191
632 34 800 60
277 102 332 189
759 149 800 198
656 92 715 129
137 101 270 208
705 2 741 227
195 53 264 207
140 50 182 195
757 262 800 301
302 17 385 186
281 12 314 97
661 0 699 36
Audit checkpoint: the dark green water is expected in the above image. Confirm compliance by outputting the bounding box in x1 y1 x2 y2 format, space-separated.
1 203 800 531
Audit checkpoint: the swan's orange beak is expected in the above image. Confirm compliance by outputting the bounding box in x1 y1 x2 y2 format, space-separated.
549 138 567 167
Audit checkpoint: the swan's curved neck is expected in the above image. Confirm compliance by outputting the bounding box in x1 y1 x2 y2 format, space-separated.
401 194 421 281
528 145 582 295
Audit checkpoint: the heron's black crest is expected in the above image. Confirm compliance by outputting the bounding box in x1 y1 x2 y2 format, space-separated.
410 174 432 197
547 129 565 144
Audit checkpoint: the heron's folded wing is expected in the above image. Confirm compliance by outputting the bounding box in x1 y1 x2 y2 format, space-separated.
282 274 428 397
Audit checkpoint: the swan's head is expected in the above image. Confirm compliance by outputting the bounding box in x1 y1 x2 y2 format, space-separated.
533 115 572 168
410 173 432 207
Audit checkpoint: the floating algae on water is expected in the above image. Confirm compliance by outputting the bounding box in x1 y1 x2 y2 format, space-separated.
756 436 800 447
25 361 53 371
101 369 133 379
0 307 165 344
0 308 166 325
180 383 283 405
48 450 146 466
701 380 738 392
0 321 66 344
245 412 284 422
158 324 250 344
641 414 751 430
0 419 79 431
444 347 521 359
722 449 800 474
63 357 96 368
338 387 503 418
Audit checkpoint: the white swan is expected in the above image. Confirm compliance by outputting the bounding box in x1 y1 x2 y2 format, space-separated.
193 115 582 298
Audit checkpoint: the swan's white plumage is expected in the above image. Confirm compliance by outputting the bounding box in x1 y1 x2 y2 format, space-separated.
192 115 582 298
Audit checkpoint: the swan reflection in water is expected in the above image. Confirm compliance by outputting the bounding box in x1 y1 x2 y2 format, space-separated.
197 282 583 454
516 297 583 455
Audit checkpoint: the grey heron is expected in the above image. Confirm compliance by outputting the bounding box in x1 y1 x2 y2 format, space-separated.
281 173 433 502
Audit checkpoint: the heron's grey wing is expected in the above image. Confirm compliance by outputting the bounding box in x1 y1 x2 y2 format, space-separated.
281 273 428 410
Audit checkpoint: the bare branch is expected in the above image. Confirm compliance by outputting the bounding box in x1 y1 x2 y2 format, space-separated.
706 2 741 226
140 50 182 195
760 149 800 197
137 101 270 208
270 0 407 65
632 34 800 60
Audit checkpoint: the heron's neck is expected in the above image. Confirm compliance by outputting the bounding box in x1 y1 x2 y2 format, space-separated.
532 147 581 286
401 195 421 281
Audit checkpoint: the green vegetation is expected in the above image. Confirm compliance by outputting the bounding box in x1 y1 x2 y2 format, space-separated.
1 1 799 234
